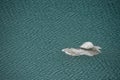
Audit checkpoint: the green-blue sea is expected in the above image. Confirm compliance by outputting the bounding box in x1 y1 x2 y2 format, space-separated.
0 0 120 80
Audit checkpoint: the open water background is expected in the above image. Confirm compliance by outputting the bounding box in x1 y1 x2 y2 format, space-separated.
0 0 120 80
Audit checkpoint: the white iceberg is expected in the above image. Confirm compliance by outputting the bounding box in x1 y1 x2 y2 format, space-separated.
62 42 101 56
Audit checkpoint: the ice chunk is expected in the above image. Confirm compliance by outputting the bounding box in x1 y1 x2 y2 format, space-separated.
62 42 101 56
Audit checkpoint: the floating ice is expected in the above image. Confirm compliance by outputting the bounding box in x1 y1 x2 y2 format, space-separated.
62 42 101 56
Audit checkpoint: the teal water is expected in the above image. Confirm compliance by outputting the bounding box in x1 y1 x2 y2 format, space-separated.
0 0 120 80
